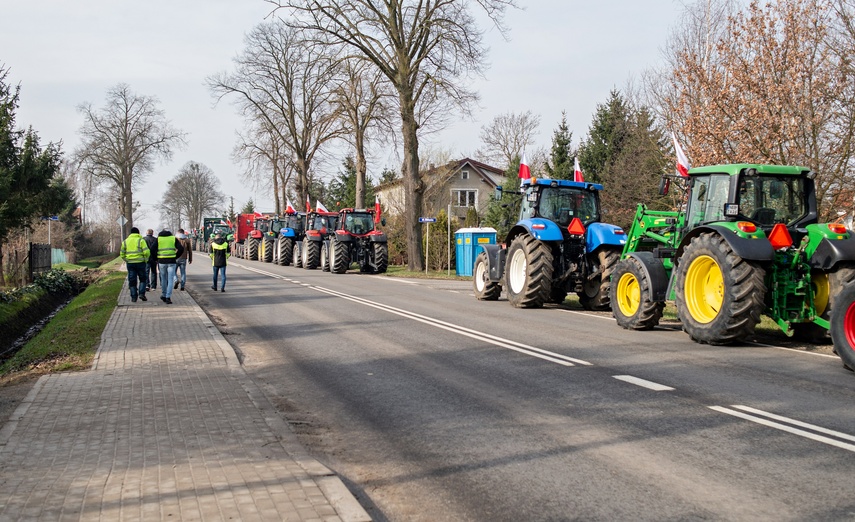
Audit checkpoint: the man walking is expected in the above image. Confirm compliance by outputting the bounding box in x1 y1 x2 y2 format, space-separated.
156 228 184 304
210 232 229 292
119 227 150 302
174 228 193 291
143 229 158 290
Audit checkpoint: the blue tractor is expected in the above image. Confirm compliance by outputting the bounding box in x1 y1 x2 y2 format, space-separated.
474 177 626 309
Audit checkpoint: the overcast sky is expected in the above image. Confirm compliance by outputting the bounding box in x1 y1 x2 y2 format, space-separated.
2 0 683 229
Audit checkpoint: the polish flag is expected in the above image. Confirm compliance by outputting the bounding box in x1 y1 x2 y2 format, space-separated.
672 132 691 177
374 195 382 224
226 218 232 228
253 211 263 218
220 220 228 226
573 157 585 182
316 200 329 212
285 198 296 214
518 151 531 180
305 194 311 212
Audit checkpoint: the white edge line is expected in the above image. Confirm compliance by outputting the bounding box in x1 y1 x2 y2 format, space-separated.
709 406 855 453
613 375 674 391
745 341 838 359
731 405 855 443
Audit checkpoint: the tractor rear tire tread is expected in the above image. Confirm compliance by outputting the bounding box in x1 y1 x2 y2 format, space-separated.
473 251 501 300
579 247 621 311
373 242 388 274
505 234 553 308
610 256 664 330
332 239 350 274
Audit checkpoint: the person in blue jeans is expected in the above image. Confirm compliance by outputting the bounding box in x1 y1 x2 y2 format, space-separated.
174 228 193 291
209 233 230 292
156 229 184 304
119 227 150 302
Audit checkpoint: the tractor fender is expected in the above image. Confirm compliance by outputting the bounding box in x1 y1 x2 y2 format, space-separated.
279 228 297 238
304 230 324 242
513 219 564 242
626 252 670 302
809 236 855 270
678 225 774 261
478 243 507 282
332 230 353 242
368 231 387 243
586 222 627 252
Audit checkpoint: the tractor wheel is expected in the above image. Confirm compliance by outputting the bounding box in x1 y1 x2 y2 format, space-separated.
263 238 274 263
675 233 766 344
321 242 331 272
505 234 553 308
579 247 621 311
794 263 855 343
473 251 501 300
610 256 664 330
292 241 303 268
248 238 259 261
304 240 321 269
332 239 351 274
829 282 855 371
373 242 388 274
279 239 293 266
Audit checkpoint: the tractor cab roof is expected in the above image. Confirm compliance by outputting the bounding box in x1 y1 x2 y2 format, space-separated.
522 178 604 191
688 163 812 177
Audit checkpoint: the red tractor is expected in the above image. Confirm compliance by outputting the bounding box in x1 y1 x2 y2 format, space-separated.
327 208 388 274
300 211 338 269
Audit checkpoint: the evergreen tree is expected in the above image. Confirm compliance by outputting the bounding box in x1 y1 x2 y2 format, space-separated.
578 90 632 184
241 198 255 214
326 156 376 209
379 167 399 185
544 111 574 180
482 156 523 239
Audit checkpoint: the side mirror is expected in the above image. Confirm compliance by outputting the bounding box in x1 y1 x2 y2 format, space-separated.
381 218 387 226
494 186 503 200
658 176 671 196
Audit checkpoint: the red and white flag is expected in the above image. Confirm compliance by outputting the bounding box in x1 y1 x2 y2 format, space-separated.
253 210 263 219
305 194 311 213
518 151 531 180
220 220 228 226
316 200 329 212
285 198 295 214
374 195 382 224
573 157 585 183
672 132 691 177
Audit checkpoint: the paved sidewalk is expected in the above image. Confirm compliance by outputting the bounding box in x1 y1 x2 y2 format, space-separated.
0 277 370 521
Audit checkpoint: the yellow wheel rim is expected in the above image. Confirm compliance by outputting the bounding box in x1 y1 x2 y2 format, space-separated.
616 272 640 317
812 272 830 317
685 255 723 324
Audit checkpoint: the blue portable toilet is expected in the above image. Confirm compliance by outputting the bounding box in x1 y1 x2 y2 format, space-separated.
455 227 497 276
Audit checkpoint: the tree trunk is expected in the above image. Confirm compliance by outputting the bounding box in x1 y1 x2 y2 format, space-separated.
272 161 281 215
355 127 367 209
400 94 424 271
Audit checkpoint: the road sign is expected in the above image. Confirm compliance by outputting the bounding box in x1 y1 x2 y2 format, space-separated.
419 217 437 223
117 215 127 227
40 216 59 221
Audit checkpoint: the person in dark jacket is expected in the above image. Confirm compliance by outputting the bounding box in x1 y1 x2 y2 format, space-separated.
120 227 150 303
156 229 184 304
209 233 230 292
174 228 193 291
143 229 158 290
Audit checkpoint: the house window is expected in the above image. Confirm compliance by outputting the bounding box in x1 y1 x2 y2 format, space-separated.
452 189 477 208
461 170 469 180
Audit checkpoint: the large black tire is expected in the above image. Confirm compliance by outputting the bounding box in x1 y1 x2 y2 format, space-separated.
278 238 293 266
248 238 259 261
262 238 274 263
332 239 351 274
473 251 501 300
579 247 621 311
610 256 664 330
829 281 855 371
292 241 303 268
505 234 553 308
373 242 388 274
675 233 766 344
304 240 321 269
794 263 855 343
320 242 331 272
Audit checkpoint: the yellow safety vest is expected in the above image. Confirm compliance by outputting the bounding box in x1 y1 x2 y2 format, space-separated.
121 234 149 263
157 235 178 259
210 240 230 265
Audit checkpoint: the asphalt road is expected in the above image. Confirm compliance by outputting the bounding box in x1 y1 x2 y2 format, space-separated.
187 259 855 521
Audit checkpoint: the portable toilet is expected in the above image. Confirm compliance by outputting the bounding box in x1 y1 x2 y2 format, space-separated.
455 227 497 276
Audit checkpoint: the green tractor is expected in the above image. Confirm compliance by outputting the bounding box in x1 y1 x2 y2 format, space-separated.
610 163 855 371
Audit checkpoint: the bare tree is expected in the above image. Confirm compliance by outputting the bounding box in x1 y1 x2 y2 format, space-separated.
477 110 541 168
158 161 224 231
233 118 295 214
75 84 186 236
334 58 393 208
208 21 343 210
270 0 519 270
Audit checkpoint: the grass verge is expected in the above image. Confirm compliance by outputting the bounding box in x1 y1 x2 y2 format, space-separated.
0 270 125 375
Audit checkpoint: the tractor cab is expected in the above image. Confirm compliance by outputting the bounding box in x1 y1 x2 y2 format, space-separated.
520 178 603 235
338 209 377 236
